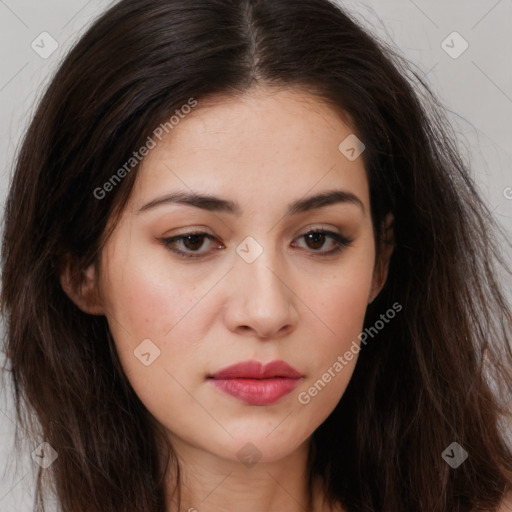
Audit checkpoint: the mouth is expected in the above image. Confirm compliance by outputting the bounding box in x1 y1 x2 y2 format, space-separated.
207 360 303 406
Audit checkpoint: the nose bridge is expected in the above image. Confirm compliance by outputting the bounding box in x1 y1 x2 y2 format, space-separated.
226 234 297 337
236 237 287 306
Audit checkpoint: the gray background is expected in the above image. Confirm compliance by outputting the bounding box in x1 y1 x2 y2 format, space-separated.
1 0 511 510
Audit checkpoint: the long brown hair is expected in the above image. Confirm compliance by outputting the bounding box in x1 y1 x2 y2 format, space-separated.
2 0 512 511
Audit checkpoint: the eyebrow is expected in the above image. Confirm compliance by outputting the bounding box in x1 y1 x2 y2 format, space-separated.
137 189 365 216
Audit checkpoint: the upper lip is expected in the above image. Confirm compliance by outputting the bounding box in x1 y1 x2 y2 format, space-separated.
209 360 303 379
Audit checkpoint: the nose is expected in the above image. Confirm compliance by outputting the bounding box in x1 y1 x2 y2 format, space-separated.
223 244 299 340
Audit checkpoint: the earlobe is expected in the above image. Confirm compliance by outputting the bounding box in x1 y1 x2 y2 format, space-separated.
59 258 105 315
368 213 395 304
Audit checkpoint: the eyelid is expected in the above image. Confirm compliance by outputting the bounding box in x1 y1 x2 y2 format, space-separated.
161 231 223 260
162 225 215 237
291 229 353 256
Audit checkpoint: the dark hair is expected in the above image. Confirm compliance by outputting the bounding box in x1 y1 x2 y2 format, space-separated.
2 0 512 511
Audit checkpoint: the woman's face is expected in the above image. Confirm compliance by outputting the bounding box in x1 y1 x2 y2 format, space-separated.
77 86 392 464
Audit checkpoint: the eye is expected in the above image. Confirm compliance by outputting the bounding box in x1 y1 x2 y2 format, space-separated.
161 228 353 260
162 231 223 259
291 229 353 256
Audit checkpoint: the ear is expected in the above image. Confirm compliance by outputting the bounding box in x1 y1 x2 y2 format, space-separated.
59 256 105 315
368 213 395 304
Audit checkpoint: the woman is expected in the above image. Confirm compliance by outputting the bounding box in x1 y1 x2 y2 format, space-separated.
2 0 512 510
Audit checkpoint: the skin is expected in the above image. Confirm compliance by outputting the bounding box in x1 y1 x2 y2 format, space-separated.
62 85 394 512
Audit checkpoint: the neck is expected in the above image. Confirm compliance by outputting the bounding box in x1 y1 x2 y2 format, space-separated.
163 437 335 512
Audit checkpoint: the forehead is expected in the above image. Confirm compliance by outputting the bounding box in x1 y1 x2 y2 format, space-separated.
129 86 369 213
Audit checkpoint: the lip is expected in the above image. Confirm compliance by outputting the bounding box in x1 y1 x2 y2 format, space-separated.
208 360 303 406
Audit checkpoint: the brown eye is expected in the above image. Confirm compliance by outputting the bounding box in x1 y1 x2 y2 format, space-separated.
304 232 327 250
162 231 223 259
292 230 353 256
181 234 207 251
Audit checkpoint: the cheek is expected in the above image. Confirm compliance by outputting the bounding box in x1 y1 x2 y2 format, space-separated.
104 269 194 337
97 233 222 406
329 277 371 349
98 258 210 422
98 230 210 343
297 246 375 350
291 248 375 409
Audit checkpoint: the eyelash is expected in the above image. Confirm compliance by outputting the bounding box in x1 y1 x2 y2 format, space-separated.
161 229 353 260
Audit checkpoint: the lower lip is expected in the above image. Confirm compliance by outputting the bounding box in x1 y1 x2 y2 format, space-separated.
209 377 301 405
